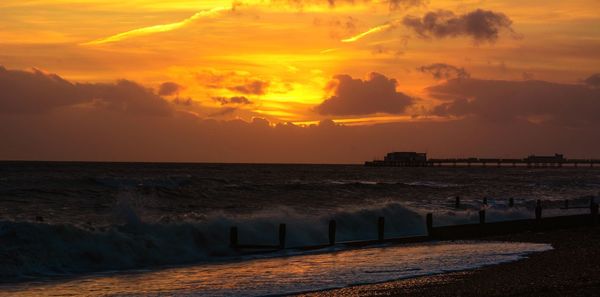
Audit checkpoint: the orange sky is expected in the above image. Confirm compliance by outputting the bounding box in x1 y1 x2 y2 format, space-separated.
0 0 599 162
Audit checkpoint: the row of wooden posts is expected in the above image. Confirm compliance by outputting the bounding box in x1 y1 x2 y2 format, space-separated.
229 197 599 250
454 196 599 210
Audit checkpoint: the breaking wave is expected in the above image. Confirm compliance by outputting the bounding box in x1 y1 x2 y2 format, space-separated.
0 198 570 282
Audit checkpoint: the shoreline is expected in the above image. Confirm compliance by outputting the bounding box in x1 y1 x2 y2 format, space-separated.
297 226 600 297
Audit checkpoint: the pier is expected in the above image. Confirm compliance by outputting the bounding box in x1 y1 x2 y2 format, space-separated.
365 152 600 168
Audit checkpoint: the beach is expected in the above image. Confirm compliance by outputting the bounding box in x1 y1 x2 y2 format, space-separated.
299 225 600 297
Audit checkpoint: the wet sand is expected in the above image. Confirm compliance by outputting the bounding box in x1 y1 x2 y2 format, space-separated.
298 226 600 297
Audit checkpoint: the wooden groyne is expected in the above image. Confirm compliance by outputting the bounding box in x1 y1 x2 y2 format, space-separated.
229 198 599 253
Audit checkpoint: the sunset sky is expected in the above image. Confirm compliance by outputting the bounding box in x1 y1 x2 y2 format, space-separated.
1 0 599 163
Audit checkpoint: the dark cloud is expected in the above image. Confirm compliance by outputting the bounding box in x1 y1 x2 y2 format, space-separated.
227 80 269 95
173 97 193 106
0 66 172 115
403 9 515 43
0 66 82 113
428 78 600 125
84 80 172 116
208 107 237 117
315 72 415 116
522 72 535 81
158 82 183 96
584 73 600 88
252 117 271 127
213 96 253 105
418 63 470 80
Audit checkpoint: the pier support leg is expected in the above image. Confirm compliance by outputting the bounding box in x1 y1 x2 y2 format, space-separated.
230 226 238 248
426 213 433 237
455 196 461 208
591 203 599 225
328 220 336 246
377 217 385 242
483 197 488 206
279 223 286 249
565 200 569 209
509 198 514 207
479 210 486 224
535 200 542 220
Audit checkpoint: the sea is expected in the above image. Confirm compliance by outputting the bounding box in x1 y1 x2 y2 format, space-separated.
0 161 598 296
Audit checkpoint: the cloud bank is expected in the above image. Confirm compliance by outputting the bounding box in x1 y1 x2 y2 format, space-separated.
429 78 600 125
315 72 415 116
2 66 600 163
584 73 600 88
158 82 183 96
0 66 172 115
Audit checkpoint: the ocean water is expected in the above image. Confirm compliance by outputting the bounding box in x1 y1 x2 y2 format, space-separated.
0 162 598 294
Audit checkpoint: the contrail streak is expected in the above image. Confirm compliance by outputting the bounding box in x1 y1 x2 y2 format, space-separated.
341 23 392 43
82 7 228 45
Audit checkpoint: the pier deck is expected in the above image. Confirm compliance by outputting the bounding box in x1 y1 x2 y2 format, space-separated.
365 152 600 167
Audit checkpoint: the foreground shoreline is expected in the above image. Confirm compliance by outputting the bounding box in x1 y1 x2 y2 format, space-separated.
297 226 600 297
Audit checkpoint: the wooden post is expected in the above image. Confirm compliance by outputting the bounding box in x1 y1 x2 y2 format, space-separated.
229 226 238 248
328 220 336 246
455 196 461 208
564 200 569 209
278 223 286 249
591 203 599 225
509 198 514 207
426 213 433 237
479 209 486 224
483 197 488 206
377 217 385 242
535 200 542 220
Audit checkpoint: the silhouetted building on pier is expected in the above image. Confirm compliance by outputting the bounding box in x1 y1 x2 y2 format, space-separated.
366 152 428 167
384 152 427 163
